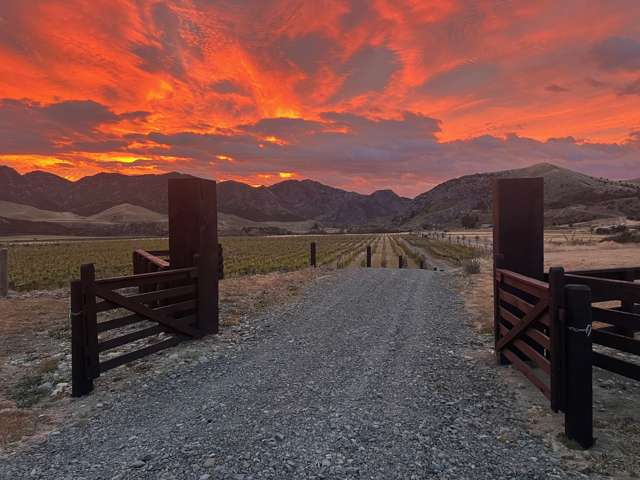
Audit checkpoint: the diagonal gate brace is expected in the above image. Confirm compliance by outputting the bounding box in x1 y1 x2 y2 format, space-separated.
94 286 202 338
496 299 549 351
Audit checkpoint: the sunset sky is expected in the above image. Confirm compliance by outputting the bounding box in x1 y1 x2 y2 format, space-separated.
1 0 640 196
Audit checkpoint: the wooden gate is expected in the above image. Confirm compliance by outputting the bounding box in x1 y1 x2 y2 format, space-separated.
71 256 210 396
494 266 552 398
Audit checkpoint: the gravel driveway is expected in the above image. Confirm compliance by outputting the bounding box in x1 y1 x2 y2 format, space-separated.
0 269 585 479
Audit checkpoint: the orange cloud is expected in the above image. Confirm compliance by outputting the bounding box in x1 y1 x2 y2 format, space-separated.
0 0 639 196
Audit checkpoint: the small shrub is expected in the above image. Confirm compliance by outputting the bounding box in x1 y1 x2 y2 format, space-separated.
604 230 640 244
463 258 481 274
8 373 47 408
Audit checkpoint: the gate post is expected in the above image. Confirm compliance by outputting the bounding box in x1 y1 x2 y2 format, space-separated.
492 178 544 280
218 243 224 280
71 280 93 397
366 245 372 268
549 266 566 412
0 248 7 297
168 178 219 335
80 264 99 379
564 284 594 449
494 253 509 365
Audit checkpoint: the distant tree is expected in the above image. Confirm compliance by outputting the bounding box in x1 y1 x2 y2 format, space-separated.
461 212 479 229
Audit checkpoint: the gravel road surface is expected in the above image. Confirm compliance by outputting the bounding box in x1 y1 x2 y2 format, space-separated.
0 269 585 480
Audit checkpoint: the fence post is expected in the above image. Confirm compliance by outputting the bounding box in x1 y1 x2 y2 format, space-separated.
218 243 224 280
564 284 594 449
494 253 509 365
0 248 7 298
80 264 100 380
366 245 372 268
310 242 316 267
71 279 93 397
549 266 566 412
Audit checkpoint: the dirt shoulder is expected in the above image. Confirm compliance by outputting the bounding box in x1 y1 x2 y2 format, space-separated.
455 243 640 479
0 268 326 451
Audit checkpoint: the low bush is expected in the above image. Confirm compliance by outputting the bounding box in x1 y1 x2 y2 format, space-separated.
463 258 481 274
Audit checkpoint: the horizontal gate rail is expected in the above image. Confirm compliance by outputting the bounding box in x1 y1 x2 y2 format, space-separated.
564 273 640 303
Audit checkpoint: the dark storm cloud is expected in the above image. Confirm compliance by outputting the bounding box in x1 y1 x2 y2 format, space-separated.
590 36 640 72
0 99 148 154
239 117 326 139
332 46 401 101
210 80 248 95
134 111 640 190
274 32 336 75
131 2 203 77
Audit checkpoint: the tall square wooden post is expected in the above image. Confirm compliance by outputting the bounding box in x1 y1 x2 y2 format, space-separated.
492 178 544 279
168 178 219 335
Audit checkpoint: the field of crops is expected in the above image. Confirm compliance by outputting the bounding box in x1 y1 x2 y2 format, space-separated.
0 232 488 291
1 235 376 291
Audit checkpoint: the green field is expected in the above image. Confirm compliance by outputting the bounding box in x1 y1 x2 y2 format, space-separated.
1 235 375 291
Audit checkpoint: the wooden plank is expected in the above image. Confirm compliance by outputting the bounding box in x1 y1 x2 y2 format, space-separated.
95 267 196 289
525 327 550 350
499 323 551 352
565 274 640 303
592 307 640 330
499 288 534 314
93 285 201 337
502 349 551 399
97 313 146 333
500 270 549 298
512 338 551 375
98 325 163 352
593 351 640 381
497 299 549 350
99 336 184 372
127 284 196 304
566 267 640 280
154 299 197 315
134 249 170 269
592 329 640 355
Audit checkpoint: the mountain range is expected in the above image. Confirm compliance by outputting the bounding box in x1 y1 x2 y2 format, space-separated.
1 163 639 236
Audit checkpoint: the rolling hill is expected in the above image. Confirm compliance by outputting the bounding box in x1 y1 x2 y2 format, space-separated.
398 163 640 228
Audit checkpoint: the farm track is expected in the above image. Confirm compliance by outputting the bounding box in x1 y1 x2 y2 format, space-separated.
0 269 584 479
